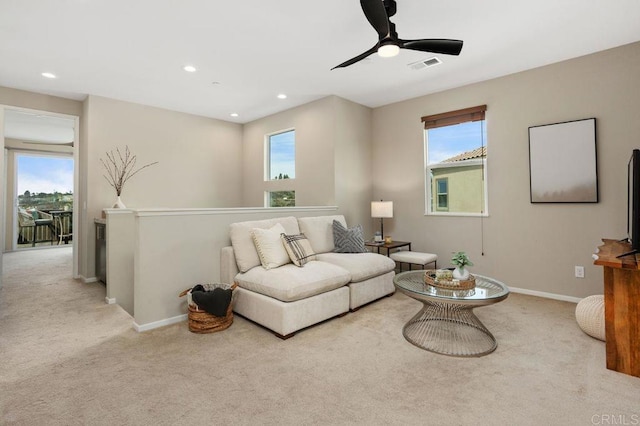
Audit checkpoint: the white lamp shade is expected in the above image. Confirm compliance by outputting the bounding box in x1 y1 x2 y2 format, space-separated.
371 201 393 218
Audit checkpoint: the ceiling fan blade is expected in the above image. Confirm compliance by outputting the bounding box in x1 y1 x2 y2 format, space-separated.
400 39 464 56
331 44 379 70
360 0 390 39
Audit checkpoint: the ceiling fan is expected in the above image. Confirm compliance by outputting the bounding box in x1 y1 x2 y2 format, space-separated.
332 0 463 69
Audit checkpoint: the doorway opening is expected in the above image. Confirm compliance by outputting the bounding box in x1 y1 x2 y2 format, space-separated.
1 105 80 282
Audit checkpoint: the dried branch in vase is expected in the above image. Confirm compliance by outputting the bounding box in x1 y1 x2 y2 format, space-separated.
101 146 158 196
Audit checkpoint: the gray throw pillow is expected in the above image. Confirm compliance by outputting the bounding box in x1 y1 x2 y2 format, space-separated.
333 220 366 253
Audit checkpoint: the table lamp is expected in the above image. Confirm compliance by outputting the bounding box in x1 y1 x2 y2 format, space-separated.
371 200 393 242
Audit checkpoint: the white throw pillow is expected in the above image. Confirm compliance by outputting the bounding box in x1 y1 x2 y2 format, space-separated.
251 223 291 269
230 217 300 273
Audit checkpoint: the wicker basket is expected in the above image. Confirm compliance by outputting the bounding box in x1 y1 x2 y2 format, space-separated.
179 283 238 334
424 269 476 290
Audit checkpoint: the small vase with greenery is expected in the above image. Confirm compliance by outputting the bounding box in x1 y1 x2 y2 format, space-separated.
101 146 158 208
451 251 473 280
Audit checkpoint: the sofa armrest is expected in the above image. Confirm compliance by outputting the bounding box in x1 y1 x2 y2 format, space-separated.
220 246 240 285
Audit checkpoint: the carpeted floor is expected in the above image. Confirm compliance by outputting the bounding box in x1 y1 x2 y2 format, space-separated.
1 247 639 425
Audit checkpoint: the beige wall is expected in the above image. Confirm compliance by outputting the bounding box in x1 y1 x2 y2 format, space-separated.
82 95 244 278
0 86 82 117
242 96 337 208
333 97 375 237
372 41 640 299
242 95 374 232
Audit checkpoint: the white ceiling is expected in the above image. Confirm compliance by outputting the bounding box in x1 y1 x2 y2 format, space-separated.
4 109 74 143
2 1 640 124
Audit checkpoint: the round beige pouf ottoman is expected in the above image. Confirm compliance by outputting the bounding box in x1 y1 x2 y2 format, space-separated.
575 295 605 341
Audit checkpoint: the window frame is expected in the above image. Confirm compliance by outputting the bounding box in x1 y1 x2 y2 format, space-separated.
423 105 489 217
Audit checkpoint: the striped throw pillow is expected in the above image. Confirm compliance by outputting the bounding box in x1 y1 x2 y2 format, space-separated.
281 233 316 267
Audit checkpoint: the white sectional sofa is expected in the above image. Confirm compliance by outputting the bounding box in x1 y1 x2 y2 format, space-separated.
220 215 396 338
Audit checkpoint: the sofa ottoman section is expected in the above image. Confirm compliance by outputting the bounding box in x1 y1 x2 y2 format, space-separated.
233 286 350 339
316 252 396 310
347 271 396 311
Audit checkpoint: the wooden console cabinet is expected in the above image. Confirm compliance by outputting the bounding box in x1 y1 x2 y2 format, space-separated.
593 239 640 377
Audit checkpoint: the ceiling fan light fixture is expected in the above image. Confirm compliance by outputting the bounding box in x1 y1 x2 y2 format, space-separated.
378 43 400 58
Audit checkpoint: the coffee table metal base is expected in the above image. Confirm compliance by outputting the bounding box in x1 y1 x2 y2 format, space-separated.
403 300 497 357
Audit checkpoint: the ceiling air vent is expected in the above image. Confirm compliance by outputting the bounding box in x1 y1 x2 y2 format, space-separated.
408 57 442 70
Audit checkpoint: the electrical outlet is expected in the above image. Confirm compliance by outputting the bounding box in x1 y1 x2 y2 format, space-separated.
575 266 585 278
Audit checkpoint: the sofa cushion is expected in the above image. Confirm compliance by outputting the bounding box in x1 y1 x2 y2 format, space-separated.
332 220 366 253
298 215 347 254
281 233 316 266
235 261 351 302
316 252 396 283
230 216 300 273
251 223 290 270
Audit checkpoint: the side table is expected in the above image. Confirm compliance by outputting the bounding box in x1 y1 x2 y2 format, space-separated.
365 240 411 256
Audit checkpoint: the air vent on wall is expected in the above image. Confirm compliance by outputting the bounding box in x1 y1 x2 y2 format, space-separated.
408 57 442 70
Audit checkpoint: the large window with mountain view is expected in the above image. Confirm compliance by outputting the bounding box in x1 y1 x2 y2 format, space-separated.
423 105 488 216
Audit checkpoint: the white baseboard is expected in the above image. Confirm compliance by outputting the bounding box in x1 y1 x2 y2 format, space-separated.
79 275 98 284
105 297 116 304
133 314 188 332
509 286 582 304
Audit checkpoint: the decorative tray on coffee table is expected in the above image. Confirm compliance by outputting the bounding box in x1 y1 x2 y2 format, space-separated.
424 269 476 290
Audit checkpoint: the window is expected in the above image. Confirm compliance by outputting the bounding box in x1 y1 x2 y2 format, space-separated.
266 129 295 207
423 105 487 216
267 129 295 181
267 190 295 207
436 178 448 211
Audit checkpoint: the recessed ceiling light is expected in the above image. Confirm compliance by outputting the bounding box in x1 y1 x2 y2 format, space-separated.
230 113 239 117
41 72 56 79
183 65 197 73
277 94 287 99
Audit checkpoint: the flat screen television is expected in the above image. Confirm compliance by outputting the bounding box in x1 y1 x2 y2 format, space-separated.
621 149 640 257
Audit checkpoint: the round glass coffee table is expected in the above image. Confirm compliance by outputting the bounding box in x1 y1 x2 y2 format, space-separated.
393 271 510 357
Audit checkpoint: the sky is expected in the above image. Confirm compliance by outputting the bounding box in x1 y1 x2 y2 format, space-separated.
269 130 295 179
427 121 487 164
17 154 74 195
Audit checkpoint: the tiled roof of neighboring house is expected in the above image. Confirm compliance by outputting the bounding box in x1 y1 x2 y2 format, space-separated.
441 146 487 163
